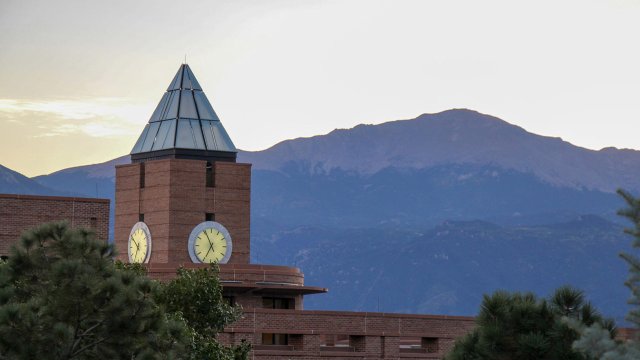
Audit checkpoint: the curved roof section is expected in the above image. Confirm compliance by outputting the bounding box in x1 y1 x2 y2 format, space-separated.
131 64 237 155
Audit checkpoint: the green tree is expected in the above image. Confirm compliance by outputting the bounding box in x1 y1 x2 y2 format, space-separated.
446 286 614 360
0 222 249 360
156 266 251 360
571 189 640 359
0 222 188 359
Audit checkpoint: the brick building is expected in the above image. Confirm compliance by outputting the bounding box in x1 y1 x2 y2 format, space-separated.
115 64 475 359
0 194 110 257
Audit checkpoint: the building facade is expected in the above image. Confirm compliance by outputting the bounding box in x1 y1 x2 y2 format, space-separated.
115 64 474 359
0 194 110 257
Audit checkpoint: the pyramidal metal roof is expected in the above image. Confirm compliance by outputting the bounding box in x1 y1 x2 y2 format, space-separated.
130 64 237 157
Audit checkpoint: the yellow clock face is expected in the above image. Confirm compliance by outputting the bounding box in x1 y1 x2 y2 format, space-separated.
128 222 151 263
194 228 228 263
188 221 233 264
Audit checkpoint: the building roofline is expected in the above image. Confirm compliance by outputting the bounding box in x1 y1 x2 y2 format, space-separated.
0 193 110 203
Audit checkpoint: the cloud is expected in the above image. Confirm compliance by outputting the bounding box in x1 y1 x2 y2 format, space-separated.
0 98 152 138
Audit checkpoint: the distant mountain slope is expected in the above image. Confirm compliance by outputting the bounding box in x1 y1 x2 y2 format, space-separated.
0 164 64 196
239 109 640 193
252 218 631 323
33 155 129 199
250 164 623 229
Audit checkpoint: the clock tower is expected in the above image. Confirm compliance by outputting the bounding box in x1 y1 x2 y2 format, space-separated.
114 64 250 267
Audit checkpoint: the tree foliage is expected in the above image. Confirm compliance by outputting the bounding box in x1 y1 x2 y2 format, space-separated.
570 189 640 359
0 222 249 359
446 286 614 360
156 266 250 360
618 189 640 328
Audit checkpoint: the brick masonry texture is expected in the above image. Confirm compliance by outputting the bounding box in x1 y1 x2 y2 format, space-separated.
0 194 110 256
115 159 251 264
222 309 475 359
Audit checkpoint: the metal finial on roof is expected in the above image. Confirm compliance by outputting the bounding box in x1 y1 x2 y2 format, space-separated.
130 64 237 160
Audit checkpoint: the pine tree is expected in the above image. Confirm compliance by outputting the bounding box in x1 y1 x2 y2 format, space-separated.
0 222 249 359
445 286 614 360
0 222 187 358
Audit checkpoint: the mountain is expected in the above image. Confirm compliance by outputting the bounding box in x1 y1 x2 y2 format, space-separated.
0 164 64 196
249 163 623 230
252 218 631 323
5 108 637 321
32 155 129 199
240 109 640 193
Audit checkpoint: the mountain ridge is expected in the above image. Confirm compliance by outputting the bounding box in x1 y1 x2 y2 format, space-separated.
239 109 640 193
0 164 65 196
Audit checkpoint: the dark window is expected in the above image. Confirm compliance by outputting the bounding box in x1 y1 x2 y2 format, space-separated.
205 213 214 221
140 163 146 188
320 334 352 349
206 162 214 187
262 333 288 345
139 214 144 222
263 297 293 309
399 336 421 352
349 335 365 352
90 217 97 229
422 337 438 353
397 337 438 354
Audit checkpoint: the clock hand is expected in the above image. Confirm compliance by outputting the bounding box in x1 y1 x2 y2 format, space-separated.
204 231 216 257
203 245 213 262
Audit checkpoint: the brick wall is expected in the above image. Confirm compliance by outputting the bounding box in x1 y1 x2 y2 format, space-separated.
115 158 251 264
222 308 476 359
0 194 110 256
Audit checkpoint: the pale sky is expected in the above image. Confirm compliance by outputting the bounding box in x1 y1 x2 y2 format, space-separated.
1 0 639 177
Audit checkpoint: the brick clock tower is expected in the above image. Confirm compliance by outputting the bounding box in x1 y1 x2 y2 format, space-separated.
116 64 341 356
114 65 474 358
114 64 251 269
115 64 324 299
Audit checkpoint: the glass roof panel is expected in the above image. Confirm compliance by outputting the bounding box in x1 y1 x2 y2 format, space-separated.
131 124 150 153
202 121 217 150
159 91 173 120
183 65 202 90
160 119 176 149
210 120 237 151
151 121 171 151
167 65 184 91
179 90 198 119
149 92 169 122
140 122 161 152
175 119 195 149
164 91 180 119
190 120 206 149
132 64 237 154
194 91 219 120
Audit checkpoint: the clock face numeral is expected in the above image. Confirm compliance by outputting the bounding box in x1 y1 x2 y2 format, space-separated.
128 222 151 263
194 228 228 263
188 221 232 264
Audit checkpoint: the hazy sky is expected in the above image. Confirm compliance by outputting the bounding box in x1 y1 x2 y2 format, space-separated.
1 0 639 177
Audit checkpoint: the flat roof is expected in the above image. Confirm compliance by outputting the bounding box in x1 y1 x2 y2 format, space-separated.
0 193 110 203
